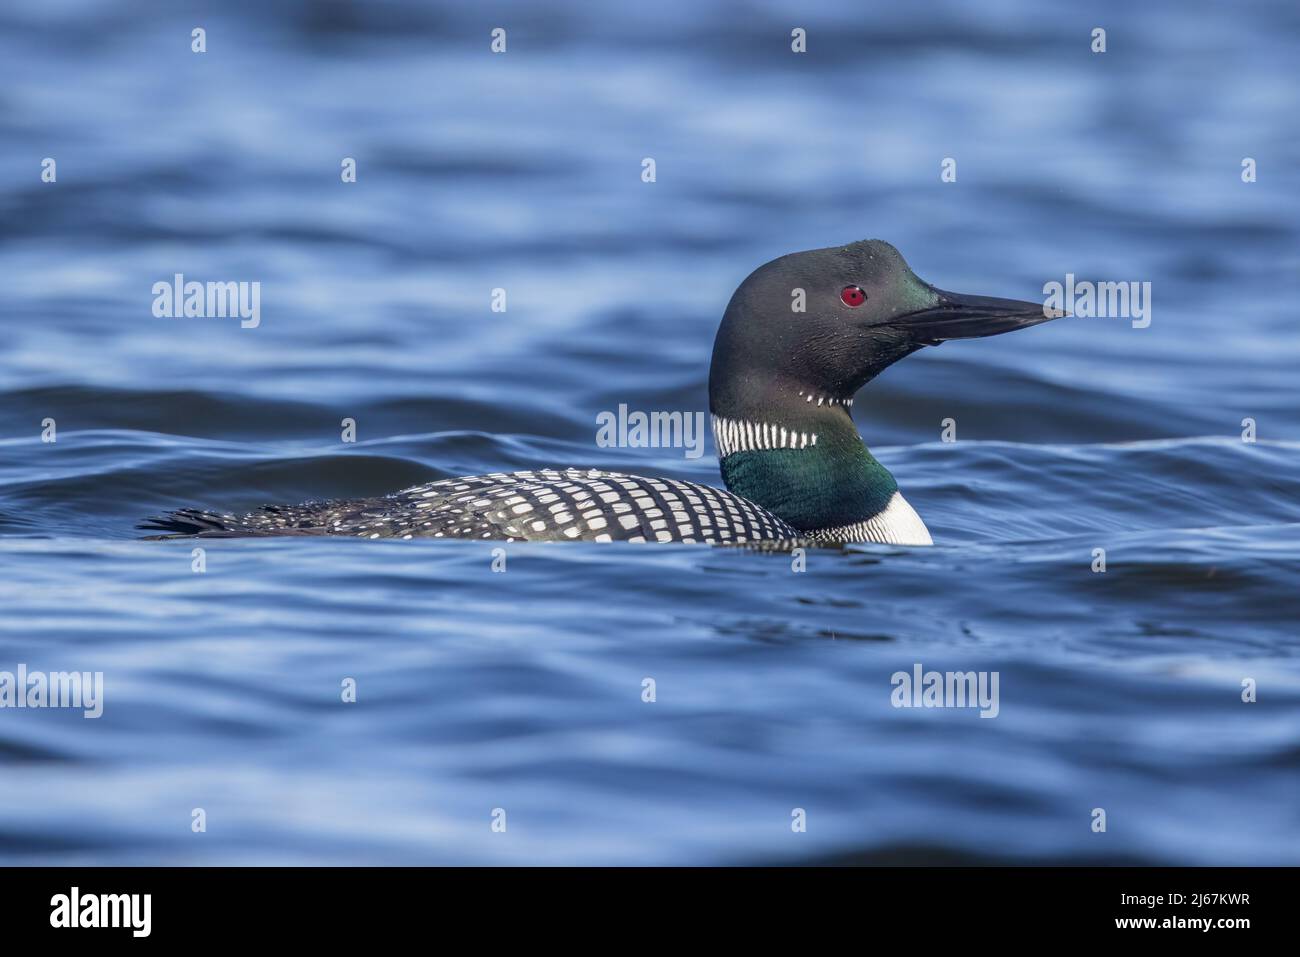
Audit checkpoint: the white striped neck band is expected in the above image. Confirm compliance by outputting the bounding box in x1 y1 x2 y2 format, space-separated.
711 414 818 458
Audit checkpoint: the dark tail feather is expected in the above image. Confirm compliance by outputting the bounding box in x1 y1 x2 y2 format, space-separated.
137 508 237 538
138 504 342 538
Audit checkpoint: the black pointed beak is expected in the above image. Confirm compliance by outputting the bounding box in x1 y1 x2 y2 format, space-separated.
891 288 1063 344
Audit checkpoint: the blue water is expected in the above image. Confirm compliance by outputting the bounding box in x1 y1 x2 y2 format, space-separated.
2 0 1298 864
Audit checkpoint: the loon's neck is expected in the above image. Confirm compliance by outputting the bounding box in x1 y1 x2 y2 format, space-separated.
710 382 907 535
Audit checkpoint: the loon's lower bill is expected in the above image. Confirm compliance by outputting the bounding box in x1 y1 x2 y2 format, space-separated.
142 240 1059 546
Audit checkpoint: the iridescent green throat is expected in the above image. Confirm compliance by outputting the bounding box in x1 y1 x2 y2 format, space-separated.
717 418 897 532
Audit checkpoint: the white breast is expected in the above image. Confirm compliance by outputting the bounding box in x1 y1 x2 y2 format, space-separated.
810 491 933 546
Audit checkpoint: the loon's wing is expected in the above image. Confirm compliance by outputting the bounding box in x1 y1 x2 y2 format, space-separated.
140 469 800 543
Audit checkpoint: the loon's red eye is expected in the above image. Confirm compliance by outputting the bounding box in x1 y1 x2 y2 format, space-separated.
840 285 866 307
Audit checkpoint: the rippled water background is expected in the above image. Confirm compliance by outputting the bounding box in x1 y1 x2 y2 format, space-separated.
1 0 1298 864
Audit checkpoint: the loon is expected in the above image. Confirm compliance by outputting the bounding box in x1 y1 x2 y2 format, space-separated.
142 240 1058 546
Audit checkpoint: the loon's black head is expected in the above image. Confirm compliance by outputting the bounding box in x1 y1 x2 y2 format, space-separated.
709 239 1058 415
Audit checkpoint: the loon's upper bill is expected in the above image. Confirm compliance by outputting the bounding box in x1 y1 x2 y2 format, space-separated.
141 240 1060 546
